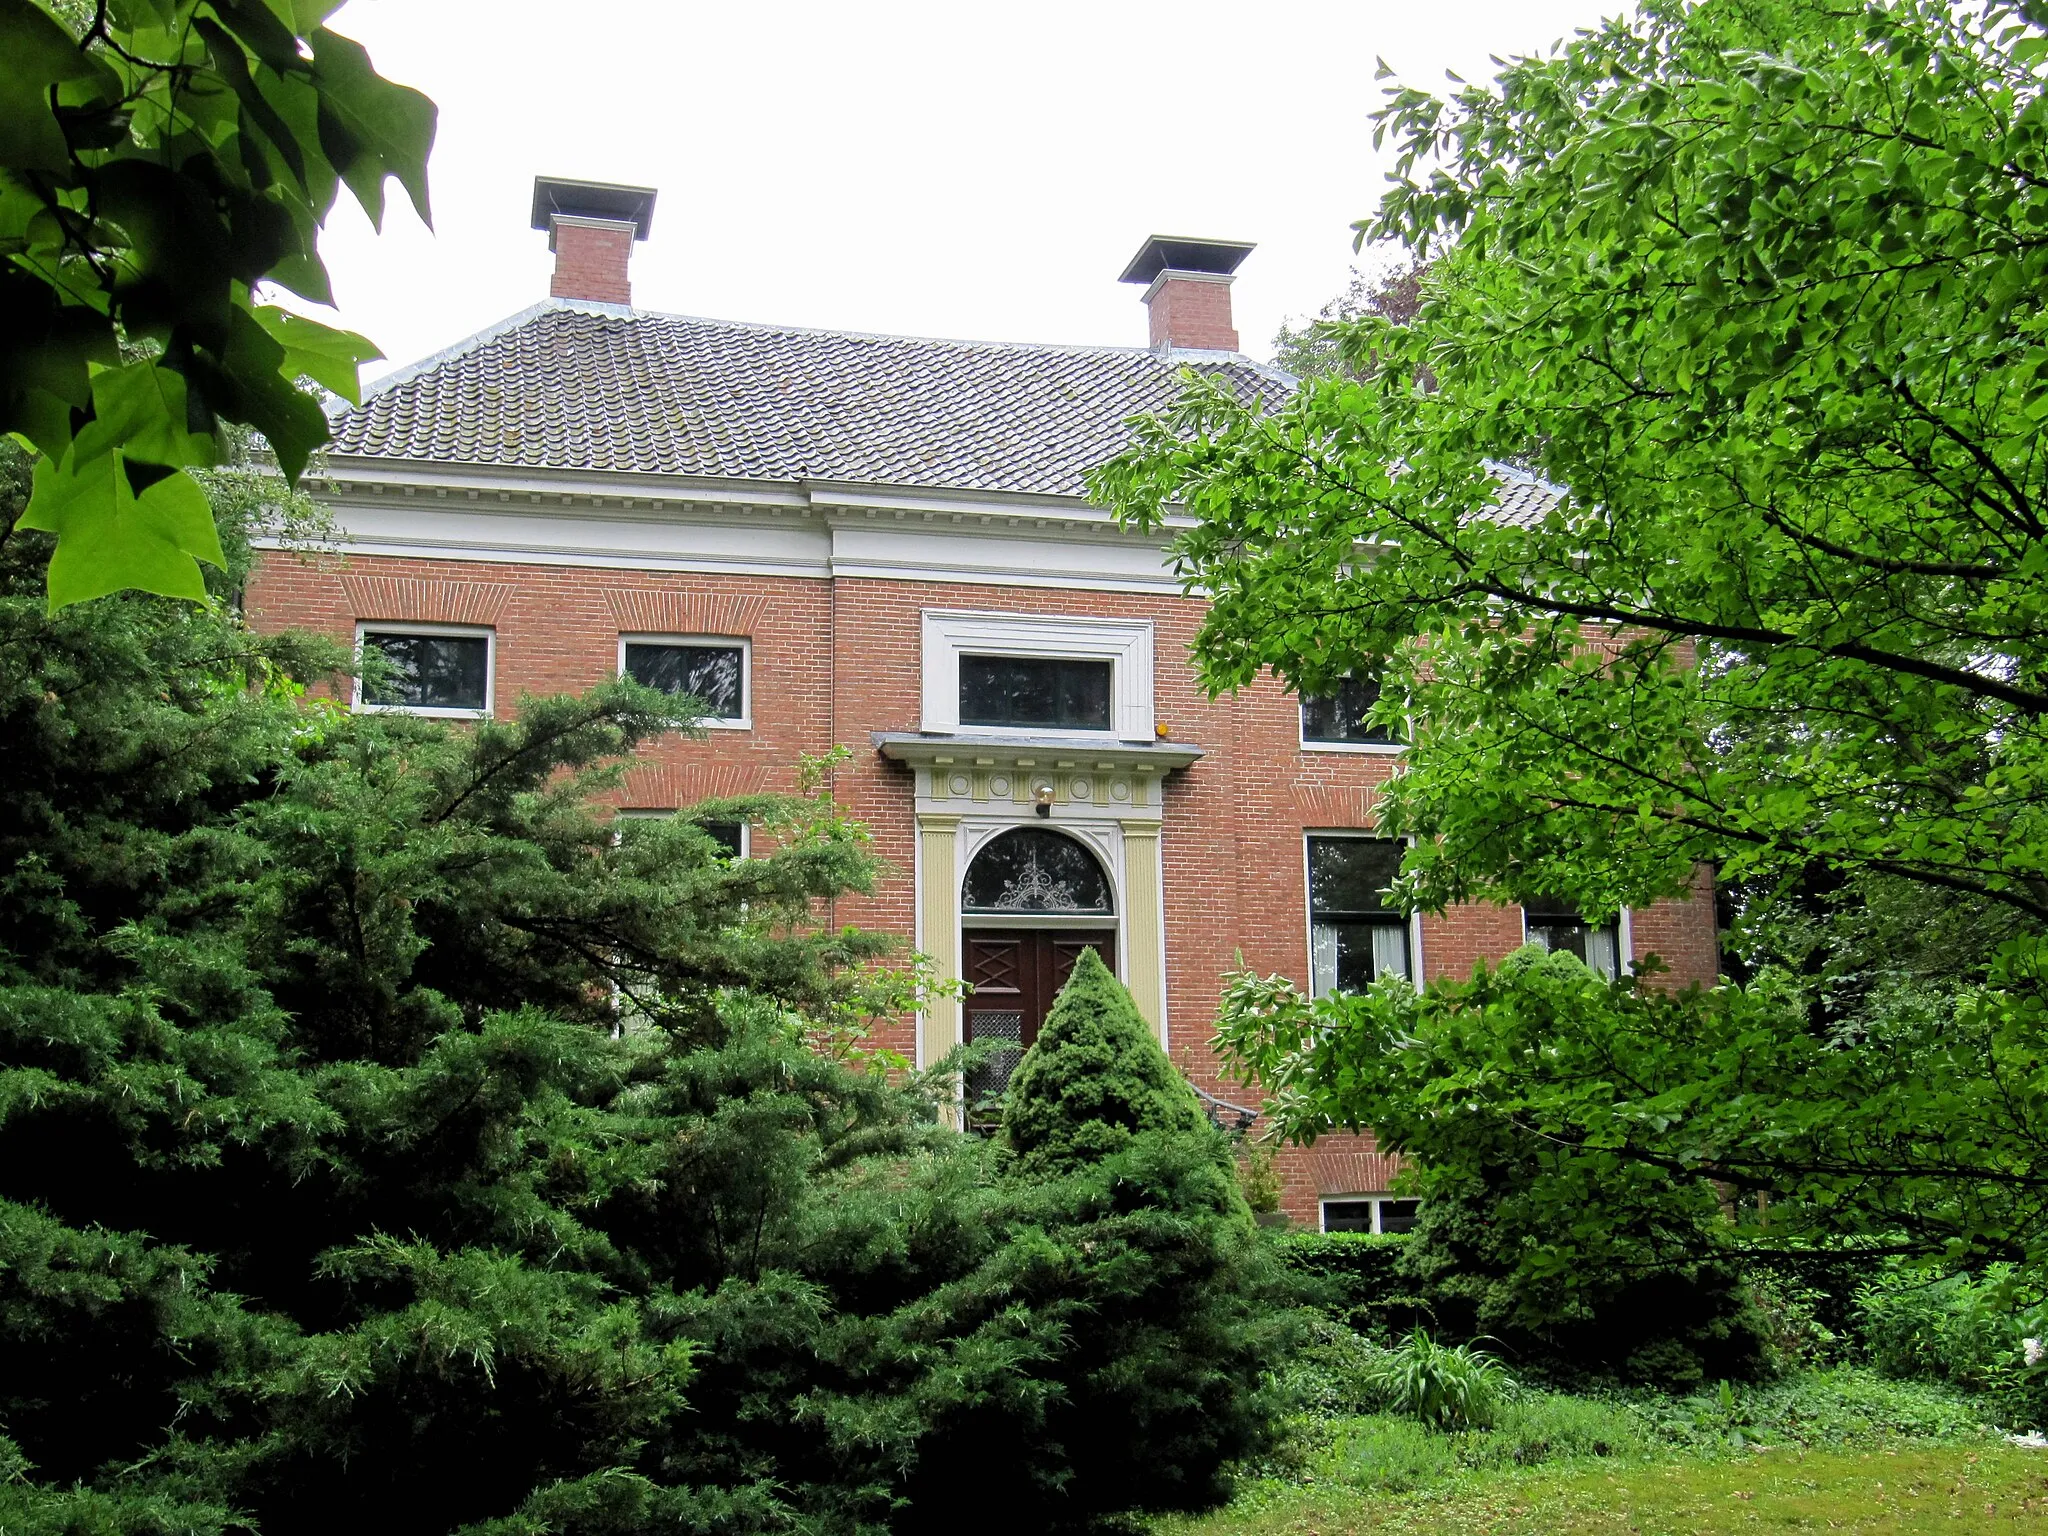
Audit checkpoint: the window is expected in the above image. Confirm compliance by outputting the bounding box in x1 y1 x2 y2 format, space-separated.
701 820 746 860
962 828 1113 914
356 624 492 715
921 609 1154 739
1301 673 1401 748
959 654 1112 731
1523 899 1622 978
620 637 748 727
1307 836 1412 996
1321 1196 1421 1235
615 810 749 862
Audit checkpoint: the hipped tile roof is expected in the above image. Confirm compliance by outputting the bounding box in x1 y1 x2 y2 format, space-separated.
330 299 1295 498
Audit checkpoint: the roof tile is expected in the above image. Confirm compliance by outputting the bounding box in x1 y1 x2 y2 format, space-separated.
332 300 1292 498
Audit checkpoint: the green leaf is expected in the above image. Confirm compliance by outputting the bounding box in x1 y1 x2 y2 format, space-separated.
0 0 431 610
20 451 225 610
75 360 217 469
252 305 382 404
263 249 336 306
206 0 308 76
0 0 119 170
204 299 332 479
308 26 436 230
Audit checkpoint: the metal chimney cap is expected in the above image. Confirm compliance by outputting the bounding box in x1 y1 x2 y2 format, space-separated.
1117 234 1256 285
530 176 658 240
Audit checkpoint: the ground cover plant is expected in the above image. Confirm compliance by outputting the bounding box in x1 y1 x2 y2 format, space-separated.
1158 1444 2048 1535
1195 1281 2035 1531
0 452 1287 1534
1225 1218 2044 1532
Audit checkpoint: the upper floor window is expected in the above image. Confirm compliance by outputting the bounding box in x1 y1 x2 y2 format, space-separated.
1306 835 1412 996
1301 673 1401 748
620 636 749 728
959 654 1112 731
1523 899 1622 979
356 624 492 716
921 609 1154 740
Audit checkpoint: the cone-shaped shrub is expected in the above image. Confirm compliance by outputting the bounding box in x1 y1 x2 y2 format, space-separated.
1004 946 1211 1173
903 949 1289 1532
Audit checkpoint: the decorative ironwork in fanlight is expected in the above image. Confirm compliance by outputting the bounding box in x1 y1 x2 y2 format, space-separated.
961 828 1114 914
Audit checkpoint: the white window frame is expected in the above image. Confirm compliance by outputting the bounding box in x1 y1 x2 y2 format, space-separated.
921 608 1154 742
1297 676 1408 756
618 633 752 730
354 621 495 718
615 808 750 858
1519 902 1633 978
1303 831 1424 997
1319 1193 1421 1235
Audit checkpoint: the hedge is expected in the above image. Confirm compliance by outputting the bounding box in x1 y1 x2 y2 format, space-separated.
1272 1230 1432 1335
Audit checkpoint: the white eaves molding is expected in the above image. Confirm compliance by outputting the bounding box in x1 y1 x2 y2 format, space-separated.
275 461 1200 595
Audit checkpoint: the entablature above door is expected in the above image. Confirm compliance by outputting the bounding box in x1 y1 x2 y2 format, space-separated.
875 730 1203 822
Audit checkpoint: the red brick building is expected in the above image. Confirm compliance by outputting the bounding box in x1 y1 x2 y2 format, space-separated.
247 178 1719 1228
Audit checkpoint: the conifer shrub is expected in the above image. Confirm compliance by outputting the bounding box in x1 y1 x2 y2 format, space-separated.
0 455 1292 1535
900 949 1289 1532
1003 947 1211 1174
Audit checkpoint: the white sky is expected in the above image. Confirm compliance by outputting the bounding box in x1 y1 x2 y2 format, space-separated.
315 0 1629 380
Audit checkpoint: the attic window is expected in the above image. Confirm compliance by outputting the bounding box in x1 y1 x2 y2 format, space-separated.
960 654 1112 731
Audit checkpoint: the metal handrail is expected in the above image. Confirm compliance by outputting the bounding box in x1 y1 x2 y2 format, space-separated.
1188 1080 1263 1136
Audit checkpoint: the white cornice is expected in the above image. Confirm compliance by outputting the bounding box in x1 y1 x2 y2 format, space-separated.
295 461 1201 594
875 731 1203 774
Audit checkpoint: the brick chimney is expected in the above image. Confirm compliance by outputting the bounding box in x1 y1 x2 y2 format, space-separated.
530 176 658 306
1119 234 1256 352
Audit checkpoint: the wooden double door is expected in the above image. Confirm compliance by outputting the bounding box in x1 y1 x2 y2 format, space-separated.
962 928 1115 1109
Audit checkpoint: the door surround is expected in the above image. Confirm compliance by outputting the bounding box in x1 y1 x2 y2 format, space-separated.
882 734 1199 1076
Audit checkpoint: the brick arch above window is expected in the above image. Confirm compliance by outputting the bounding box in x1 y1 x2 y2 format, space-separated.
616 761 774 809
602 587 767 638
1308 1144 1405 1197
1294 785 1384 827
341 575 516 625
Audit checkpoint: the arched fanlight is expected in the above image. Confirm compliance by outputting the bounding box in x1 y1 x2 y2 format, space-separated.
962 827 1114 914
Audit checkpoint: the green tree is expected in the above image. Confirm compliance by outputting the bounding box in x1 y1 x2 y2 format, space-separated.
1092 0 2048 1282
896 946 1292 1532
0 447 899 1530
1268 256 1425 382
1 0 431 609
0 462 1286 1533
1004 946 1211 1173
1230 955 1771 1386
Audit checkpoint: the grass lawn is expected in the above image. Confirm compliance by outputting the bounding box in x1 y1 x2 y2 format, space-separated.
1164 1445 2048 1533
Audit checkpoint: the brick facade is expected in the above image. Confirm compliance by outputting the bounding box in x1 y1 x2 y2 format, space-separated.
247 546 1721 1226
